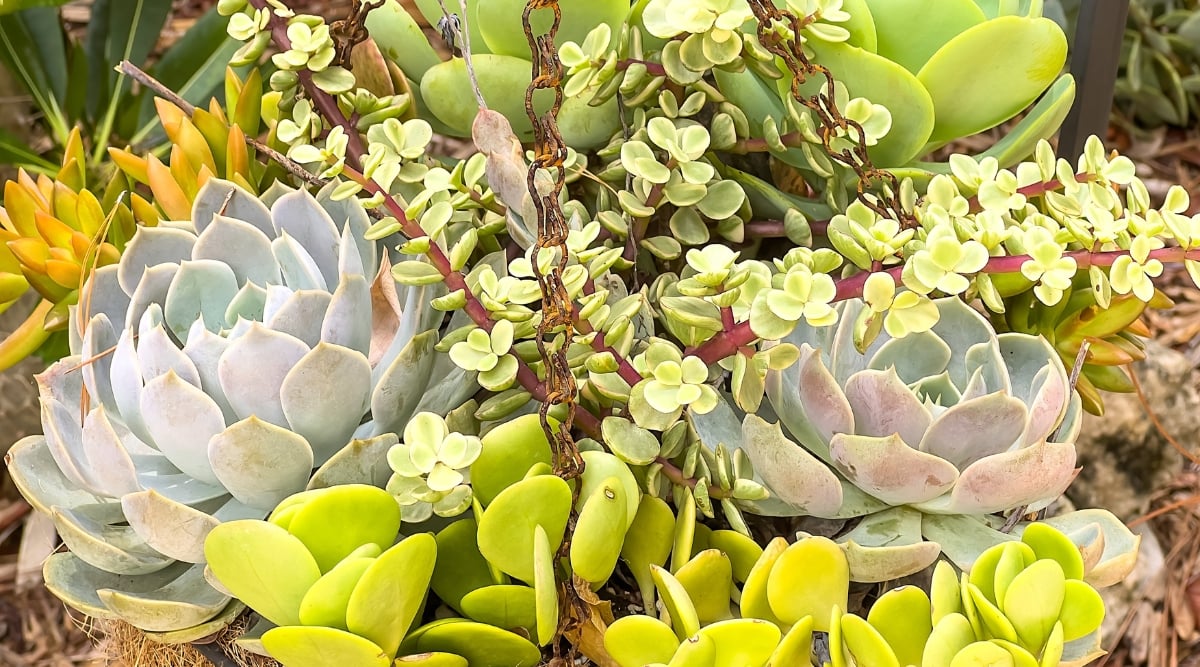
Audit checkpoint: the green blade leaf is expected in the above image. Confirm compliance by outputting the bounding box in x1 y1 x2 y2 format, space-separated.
0 0 71 16
0 9 70 142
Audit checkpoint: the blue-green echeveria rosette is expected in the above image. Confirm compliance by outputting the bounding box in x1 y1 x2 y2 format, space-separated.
744 296 1137 584
4 179 476 640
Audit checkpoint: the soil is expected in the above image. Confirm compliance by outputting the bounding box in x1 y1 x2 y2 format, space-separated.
1 2 1199 666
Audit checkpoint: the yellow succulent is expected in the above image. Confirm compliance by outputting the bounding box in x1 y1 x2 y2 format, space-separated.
109 69 274 220
0 128 150 370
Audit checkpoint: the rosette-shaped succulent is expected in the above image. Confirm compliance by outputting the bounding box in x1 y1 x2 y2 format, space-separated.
746 296 1103 580
5 179 476 641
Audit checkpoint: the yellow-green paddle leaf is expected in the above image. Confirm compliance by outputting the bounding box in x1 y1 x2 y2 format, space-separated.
533 524 558 646
1021 523 1085 581
922 614 978 667
990 640 1039 667
992 543 1037 609
948 641 1015 667
470 414 553 506
696 618 781 667
204 520 320 627
867 586 932 667
965 583 1018 644
840 613 899 667
917 15 1068 143
571 475 628 584
666 633 716 667
604 615 680 667
460 585 537 632
347 533 437 658
650 564 701 640
672 489 696 573
1059 579 1104 642
432 519 497 614
767 536 848 631
284 484 402 573
740 537 787 627
579 451 641 527
393 653 469 666
1039 622 1064 667
477 474 572 583
675 549 734 625
1001 559 1065 651
932 560 963 625
621 494 676 609
411 619 542 667
767 615 814 665
864 0 985 73
262 625 390 667
299 557 374 630
707 530 763 583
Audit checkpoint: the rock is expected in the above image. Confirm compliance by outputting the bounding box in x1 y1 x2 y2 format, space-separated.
1069 340 1200 521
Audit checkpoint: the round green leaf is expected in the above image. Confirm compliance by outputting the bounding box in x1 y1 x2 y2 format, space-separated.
347 533 438 658
621 494 676 608
867 586 933 667
461 585 536 631
695 618 781 666
767 536 849 631
262 626 390 667
740 537 788 627
922 613 976 667
432 519 499 613
840 613 899 667
604 615 679 667
666 632 715 667
299 557 374 630
571 476 628 584
533 524 557 646
1059 579 1104 642
471 414 553 506
476 0 626 59
601 417 661 466
707 530 763 584
864 0 985 73
410 619 542 667
579 450 641 527
204 520 321 627
1001 559 1065 651
917 16 1068 142
477 474 572 583
948 641 1015 667
675 550 733 625
286 485 403 573
1020 523 1085 581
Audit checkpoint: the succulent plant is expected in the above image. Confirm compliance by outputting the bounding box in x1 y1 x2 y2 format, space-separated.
109 69 282 221
386 411 483 522
4 178 476 640
602 524 1108 667
722 295 1144 581
0 128 152 370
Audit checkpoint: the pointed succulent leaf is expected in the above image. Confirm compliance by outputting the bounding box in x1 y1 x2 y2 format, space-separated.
120 490 219 564
208 416 314 511
139 370 225 486
217 323 309 427
281 343 372 464
740 414 844 517
192 214 281 286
